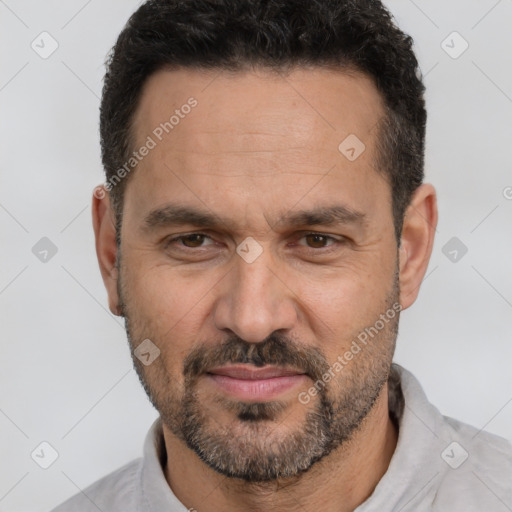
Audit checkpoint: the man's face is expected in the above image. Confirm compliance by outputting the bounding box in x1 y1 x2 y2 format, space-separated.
116 67 400 481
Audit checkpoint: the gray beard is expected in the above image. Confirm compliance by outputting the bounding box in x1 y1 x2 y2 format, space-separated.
126 328 396 482
166 370 388 482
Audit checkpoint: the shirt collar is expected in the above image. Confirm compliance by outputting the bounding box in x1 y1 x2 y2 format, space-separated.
355 363 447 511
138 416 188 510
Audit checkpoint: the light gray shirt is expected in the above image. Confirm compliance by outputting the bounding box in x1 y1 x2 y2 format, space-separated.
51 364 512 511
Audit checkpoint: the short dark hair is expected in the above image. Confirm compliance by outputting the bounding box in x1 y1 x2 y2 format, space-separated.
100 0 426 243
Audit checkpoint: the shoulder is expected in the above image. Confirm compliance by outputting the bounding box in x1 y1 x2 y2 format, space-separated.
50 458 142 512
390 364 512 510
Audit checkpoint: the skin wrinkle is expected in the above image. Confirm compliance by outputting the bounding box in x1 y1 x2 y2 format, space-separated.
94 66 437 512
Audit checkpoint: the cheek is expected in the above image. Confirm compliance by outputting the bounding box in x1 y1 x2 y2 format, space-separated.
295 269 384 327
122 259 220 345
293 268 396 367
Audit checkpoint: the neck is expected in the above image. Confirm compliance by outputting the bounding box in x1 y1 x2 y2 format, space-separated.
163 384 398 512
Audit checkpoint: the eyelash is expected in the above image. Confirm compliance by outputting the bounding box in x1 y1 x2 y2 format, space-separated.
164 232 343 251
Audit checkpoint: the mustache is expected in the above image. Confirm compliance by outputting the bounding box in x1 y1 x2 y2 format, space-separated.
183 333 330 383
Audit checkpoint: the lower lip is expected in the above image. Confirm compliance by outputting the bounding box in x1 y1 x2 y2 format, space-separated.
207 373 307 401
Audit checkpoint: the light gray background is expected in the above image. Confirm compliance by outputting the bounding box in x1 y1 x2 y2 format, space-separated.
1 1 511 510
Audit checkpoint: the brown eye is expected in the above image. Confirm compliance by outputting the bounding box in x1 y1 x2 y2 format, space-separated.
304 234 331 248
180 234 207 247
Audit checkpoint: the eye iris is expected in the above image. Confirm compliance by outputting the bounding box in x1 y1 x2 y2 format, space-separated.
182 234 205 247
306 234 327 248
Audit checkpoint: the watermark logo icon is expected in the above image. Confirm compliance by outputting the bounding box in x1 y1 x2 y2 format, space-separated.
31 441 59 469
338 134 366 161
32 237 58 263
442 236 468 263
236 237 263 263
441 441 468 469
441 31 469 59
31 32 59 59
134 339 161 366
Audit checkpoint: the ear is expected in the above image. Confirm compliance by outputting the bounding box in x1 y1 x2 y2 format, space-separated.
92 186 122 316
398 183 438 310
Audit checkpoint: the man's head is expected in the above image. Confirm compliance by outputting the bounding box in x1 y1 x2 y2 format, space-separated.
93 0 437 483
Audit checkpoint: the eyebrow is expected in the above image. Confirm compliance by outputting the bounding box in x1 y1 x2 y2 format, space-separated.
142 203 366 232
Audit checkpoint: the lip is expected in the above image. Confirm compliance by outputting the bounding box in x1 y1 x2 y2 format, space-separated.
206 364 307 401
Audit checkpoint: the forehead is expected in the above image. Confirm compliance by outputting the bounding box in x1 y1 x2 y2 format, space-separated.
133 65 384 150
125 66 389 229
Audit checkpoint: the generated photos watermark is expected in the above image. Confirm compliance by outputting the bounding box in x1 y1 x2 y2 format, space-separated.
298 302 402 405
94 97 198 199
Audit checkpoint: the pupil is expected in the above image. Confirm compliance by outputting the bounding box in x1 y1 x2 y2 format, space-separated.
308 234 325 248
184 234 203 247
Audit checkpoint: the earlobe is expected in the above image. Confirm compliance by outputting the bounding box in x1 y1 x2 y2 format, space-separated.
92 186 122 316
398 184 438 310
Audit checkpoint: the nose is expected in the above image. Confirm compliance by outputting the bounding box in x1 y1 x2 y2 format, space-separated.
213 247 298 343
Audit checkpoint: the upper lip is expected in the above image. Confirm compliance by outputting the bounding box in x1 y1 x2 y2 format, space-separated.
207 364 305 380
